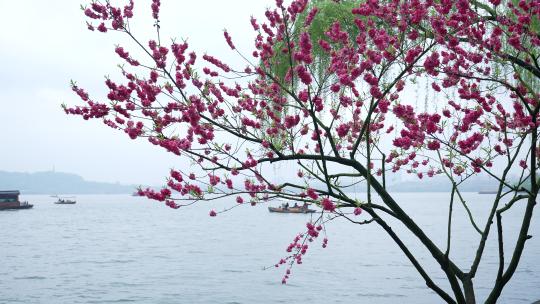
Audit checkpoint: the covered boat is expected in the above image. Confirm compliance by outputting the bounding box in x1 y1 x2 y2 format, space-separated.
268 206 316 214
0 190 33 210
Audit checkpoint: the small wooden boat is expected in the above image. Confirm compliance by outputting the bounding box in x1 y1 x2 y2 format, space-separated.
54 197 76 204
0 190 33 210
268 206 317 214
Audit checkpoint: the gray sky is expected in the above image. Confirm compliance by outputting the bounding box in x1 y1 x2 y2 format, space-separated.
0 0 269 185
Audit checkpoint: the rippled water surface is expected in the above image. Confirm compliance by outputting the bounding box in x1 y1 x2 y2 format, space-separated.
1 193 539 303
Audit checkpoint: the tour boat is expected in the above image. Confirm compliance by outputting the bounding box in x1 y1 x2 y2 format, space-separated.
0 190 33 210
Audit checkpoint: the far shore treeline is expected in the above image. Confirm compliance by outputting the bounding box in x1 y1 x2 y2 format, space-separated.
0 171 137 194
0 170 517 194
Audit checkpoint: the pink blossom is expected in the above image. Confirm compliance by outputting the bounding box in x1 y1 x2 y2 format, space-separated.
306 188 318 200
223 30 235 50
427 140 440 150
295 65 312 85
336 123 350 137
151 0 160 19
321 197 336 212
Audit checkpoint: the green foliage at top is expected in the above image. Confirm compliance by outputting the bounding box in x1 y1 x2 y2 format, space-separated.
270 0 361 84
489 0 540 94
297 0 360 68
261 1 363 150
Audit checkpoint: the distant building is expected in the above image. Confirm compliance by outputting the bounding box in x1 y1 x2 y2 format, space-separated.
0 190 32 210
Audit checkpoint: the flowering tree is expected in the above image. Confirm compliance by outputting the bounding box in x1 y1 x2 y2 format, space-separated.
65 0 540 303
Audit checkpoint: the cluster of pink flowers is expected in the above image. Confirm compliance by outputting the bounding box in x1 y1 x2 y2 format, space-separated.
115 46 139 66
124 120 144 139
320 197 336 212
223 31 235 50
64 85 109 120
148 40 168 68
202 54 231 73
151 0 160 19
84 1 133 32
304 7 318 27
457 133 484 155
294 32 313 64
279 217 327 284
306 222 322 238
295 65 312 85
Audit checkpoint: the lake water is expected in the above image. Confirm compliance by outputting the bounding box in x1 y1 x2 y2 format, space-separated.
1 193 539 303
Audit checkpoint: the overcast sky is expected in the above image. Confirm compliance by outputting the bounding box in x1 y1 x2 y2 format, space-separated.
0 0 271 185
0 0 513 189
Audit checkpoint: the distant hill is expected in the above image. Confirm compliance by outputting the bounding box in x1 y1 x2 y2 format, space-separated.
0 171 137 194
0 170 506 195
386 176 499 193
281 175 502 193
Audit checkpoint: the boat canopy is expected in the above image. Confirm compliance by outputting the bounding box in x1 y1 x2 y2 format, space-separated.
0 190 20 200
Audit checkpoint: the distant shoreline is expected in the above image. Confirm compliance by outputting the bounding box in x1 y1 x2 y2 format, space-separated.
0 170 139 195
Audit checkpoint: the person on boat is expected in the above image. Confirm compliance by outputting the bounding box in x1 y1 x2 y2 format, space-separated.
302 202 308 210
283 202 289 210
293 203 298 208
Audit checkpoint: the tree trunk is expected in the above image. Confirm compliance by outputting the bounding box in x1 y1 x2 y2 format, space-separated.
463 279 475 304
